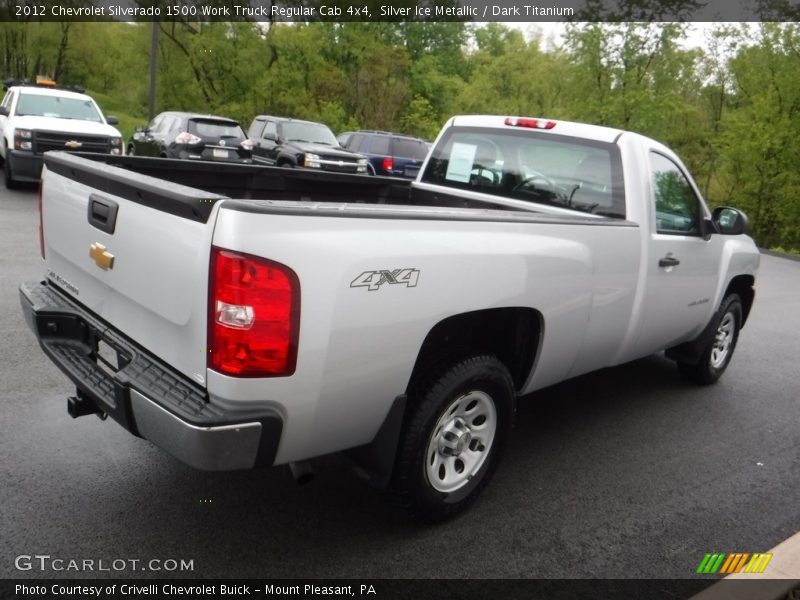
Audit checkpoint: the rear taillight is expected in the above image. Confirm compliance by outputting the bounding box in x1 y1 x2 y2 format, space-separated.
381 157 393 172
38 181 45 259
208 247 300 377
175 131 202 145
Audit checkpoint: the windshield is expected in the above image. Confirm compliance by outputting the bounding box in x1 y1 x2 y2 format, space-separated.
15 93 103 123
281 122 338 146
189 119 245 138
421 127 626 219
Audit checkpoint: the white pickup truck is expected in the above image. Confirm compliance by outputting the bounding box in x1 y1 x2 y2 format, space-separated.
20 115 759 520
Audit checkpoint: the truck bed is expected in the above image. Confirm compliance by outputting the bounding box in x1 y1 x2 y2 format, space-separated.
45 152 624 226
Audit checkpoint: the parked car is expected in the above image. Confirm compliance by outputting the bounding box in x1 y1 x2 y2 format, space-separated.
23 114 758 521
337 130 429 178
247 115 368 174
128 111 252 163
0 77 123 188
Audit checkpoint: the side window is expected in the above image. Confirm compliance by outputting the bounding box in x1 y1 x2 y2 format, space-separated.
149 114 164 133
369 136 390 155
336 133 351 148
650 152 700 235
248 119 265 139
348 134 365 152
166 116 181 133
1 91 12 111
264 121 277 139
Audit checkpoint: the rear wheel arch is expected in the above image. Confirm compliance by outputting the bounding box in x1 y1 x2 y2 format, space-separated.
407 307 543 395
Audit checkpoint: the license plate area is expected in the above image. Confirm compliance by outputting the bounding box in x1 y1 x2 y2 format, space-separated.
95 338 130 376
213 148 229 159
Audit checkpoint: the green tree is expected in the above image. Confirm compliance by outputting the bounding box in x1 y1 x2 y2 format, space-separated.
716 24 800 248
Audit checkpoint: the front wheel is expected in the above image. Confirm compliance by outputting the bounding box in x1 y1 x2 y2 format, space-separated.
392 354 515 521
678 294 743 385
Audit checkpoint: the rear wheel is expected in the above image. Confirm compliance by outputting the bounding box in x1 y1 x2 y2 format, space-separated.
677 294 743 385
392 354 515 521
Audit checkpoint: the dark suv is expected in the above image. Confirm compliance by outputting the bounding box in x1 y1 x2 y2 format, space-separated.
337 130 429 178
247 116 368 174
128 112 252 163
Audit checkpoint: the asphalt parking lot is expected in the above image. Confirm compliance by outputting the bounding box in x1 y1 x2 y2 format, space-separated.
1 183 799 581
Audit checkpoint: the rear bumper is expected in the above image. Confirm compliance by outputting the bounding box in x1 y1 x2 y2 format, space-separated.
19 280 282 471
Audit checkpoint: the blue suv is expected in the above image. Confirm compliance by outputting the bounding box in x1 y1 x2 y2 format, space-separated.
337 130 429 178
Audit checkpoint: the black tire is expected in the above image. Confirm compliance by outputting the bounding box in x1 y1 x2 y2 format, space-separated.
678 294 743 385
4 150 18 189
392 354 516 522
278 160 294 168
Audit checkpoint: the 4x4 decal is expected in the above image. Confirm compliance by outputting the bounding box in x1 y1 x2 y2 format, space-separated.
350 269 420 291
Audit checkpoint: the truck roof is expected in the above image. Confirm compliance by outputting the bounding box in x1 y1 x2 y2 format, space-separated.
11 85 93 102
449 115 625 144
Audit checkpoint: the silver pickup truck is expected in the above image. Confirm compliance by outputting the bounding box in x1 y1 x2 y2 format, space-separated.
20 115 759 520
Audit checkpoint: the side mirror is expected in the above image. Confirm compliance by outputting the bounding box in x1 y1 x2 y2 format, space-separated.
0 106 8 117
106 116 119 125
135 125 146 133
263 132 277 142
712 206 749 236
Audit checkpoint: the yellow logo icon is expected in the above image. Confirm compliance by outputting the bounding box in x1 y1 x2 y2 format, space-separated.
89 243 114 270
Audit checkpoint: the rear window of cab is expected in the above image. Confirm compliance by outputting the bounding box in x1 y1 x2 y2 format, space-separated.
421 126 626 219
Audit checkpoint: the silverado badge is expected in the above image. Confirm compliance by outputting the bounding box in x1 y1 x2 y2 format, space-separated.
89 243 114 270
64 140 83 149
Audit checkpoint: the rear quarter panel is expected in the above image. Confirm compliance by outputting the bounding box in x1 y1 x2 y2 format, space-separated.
209 206 641 463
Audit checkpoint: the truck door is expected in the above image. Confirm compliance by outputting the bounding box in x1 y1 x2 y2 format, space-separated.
138 114 165 157
635 151 721 355
249 118 267 164
253 120 278 165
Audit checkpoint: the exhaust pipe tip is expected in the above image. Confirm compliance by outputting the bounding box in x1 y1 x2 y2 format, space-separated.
289 461 315 485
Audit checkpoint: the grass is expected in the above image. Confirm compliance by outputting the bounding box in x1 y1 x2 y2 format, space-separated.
769 246 800 257
88 89 148 142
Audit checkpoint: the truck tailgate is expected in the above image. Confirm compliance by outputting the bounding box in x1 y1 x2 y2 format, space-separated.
40 152 223 386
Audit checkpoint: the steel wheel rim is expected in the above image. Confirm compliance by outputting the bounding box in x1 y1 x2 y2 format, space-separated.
710 312 735 369
425 390 497 493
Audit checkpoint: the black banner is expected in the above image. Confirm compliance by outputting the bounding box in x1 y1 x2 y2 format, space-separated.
0 0 797 23
3 579 800 600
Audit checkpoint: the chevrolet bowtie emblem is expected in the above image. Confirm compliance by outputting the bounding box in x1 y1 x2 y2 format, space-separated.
65 140 83 149
89 243 114 270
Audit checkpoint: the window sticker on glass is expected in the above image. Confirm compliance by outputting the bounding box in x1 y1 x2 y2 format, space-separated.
445 142 477 183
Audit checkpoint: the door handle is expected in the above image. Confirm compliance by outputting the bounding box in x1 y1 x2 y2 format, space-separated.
659 255 680 268
88 194 119 234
